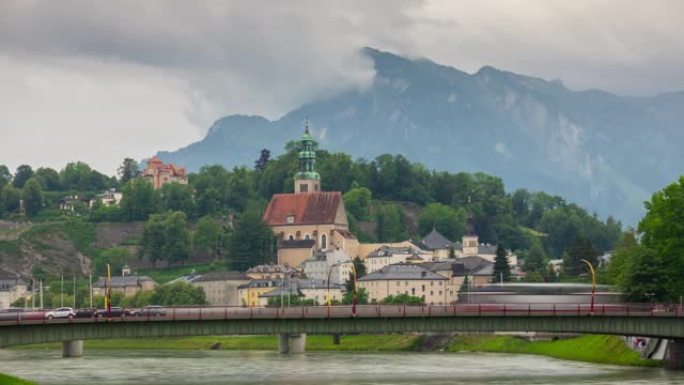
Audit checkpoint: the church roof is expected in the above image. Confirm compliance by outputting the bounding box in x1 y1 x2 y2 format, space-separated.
263 192 343 226
419 228 453 250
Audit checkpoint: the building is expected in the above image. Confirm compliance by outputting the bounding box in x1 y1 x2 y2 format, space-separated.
364 245 432 274
417 227 517 266
190 272 250 306
357 263 449 305
92 276 156 297
238 279 282 307
417 228 455 259
0 277 28 308
263 126 359 267
257 278 344 306
89 188 123 209
245 264 299 280
301 249 353 286
141 156 188 190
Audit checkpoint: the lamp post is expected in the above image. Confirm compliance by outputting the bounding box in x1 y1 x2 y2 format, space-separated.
581 259 596 314
349 263 358 316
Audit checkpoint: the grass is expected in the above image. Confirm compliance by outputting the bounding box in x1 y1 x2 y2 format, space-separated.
0 241 21 256
16 335 421 352
62 219 96 253
136 263 226 284
447 334 661 367
0 373 36 385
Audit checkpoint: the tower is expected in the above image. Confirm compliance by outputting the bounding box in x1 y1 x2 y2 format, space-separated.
462 214 479 256
294 122 321 194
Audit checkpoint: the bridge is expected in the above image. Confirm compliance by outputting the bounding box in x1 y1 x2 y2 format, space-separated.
2 303 684 368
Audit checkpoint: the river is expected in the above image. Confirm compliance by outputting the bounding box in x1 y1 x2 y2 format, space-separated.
0 349 679 385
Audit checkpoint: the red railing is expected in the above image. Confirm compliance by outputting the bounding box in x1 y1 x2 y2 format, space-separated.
0 303 681 326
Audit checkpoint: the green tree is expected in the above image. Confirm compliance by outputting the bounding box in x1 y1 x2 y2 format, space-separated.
93 247 130 276
35 167 61 191
118 158 141 184
13 165 33 188
228 207 275 271
562 236 599 278
163 211 191 266
159 182 195 217
492 244 511 282
343 187 372 221
0 165 11 188
342 287 368 305
254 148 271 172
638 176 684 298
620 246 671 302
1 184 21 216
193 215 221 258
120 178 158 221
380 293 425 305
22 177 44 217
523 242 547 276
418 203 466 241
60 161 108 191
140 213 167 267
375 203 406 242
151 281 207 305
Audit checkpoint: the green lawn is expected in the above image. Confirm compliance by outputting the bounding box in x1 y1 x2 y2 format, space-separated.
447 334 660 367
0 373 36 385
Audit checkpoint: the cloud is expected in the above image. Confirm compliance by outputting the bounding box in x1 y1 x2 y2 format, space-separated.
0 0 682 174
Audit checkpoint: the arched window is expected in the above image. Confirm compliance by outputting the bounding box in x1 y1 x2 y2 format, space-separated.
321 234 327 250
304 234 311 240
288 234 295 241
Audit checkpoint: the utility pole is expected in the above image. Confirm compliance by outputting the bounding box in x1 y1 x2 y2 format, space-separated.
72 276 76 308
61 275 64 307
39 280 43 309
89 274 93 308
31 278 35 309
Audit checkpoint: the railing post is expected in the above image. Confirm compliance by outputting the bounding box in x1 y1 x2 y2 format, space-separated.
249 306 253 320
577 304 580 316
626 306 629 317
503 304 506 316
301 306 305 319
553 304 556 316
428 306 432 317
528 304 531 317
403 305 406 318
199 306 202 321
172 307 176 321
478 304 481 317
453 305 456 317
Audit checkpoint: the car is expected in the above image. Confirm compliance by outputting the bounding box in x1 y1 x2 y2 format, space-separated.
136 305 166 317
95 307 135 318
0 308 25 321
45 307 76 320
75 308 98 318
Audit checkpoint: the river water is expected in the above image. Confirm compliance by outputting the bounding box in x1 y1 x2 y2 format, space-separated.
0 349 680 385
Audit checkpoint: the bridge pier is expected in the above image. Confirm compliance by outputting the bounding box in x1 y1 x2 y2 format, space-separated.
278 333 307 354
666 339 684 370
62 340 83 358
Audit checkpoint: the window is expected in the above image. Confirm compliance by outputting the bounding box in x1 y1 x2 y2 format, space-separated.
321 234 327 249
404 281 408 286
304 234 311 240
300 184 308 193
411 288 415 295
421 285 425 292
288 234 295 241
430 291 434 296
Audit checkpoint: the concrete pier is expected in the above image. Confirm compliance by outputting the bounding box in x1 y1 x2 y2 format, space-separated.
666 339 684 370
278 333 306 354
62 340 83 358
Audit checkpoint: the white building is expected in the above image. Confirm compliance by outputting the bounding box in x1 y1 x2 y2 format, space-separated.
363 246 432 274
302 249 354 286
0 277 29 308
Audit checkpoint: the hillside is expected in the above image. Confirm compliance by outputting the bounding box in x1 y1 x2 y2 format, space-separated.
155 48 684 224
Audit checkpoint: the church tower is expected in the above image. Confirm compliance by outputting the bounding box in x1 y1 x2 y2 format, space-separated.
462 214 479 256
294 122 321 194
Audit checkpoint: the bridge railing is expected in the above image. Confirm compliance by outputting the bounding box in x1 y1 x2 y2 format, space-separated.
0 303 680 326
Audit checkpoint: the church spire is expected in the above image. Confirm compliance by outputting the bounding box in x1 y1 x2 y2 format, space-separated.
294 120 321 193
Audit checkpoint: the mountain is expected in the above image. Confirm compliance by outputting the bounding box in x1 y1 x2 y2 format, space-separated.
156 48 684 224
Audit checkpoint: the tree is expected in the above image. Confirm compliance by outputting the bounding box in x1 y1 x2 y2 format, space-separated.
163 211 191 266
254 149 270 172
352 256 366 279
375 203 406 242
418 203 466 241
638 176 684 298
118 158 141 184
228 207 274 271
120 178 158 221
159 182 195 217
0 165 11 188
523 242 547 275
381 293 425 305
151 281 207 305
13 165 33 188
562 236 599 278
93 247 130 276
140 213 167 267
193 215 221 258
342 287 368 305
60 161 108 191
1 184 21 216
35 167 61 191
22 178 44 217
620 247 671 302
343 187 372 221
492 244 511 282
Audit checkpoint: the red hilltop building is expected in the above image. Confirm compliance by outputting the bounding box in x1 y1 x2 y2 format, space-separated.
142 156 188 189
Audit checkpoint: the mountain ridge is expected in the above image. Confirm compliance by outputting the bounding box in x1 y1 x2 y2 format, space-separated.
155 48 684 225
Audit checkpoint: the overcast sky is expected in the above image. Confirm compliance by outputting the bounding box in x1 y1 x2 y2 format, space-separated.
1 0 683 175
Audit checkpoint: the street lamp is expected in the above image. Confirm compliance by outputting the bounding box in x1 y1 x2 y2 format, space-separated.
581 259 596 314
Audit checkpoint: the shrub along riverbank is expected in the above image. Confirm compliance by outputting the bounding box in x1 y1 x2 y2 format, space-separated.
0 373 36 385
15 334 660 367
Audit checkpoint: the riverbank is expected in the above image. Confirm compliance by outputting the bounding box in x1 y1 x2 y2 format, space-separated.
0 373 36 385
447 335 660 367
15 334 659 367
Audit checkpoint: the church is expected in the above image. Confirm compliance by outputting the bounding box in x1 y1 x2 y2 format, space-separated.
262 126 359 268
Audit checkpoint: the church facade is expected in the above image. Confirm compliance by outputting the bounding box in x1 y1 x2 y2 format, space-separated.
262 126 359 268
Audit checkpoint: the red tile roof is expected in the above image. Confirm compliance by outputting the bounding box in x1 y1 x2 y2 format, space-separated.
263 192 343 226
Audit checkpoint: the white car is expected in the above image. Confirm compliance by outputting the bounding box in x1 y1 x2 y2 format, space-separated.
45 307 76 320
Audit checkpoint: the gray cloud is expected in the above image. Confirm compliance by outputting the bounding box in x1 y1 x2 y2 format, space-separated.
0 0 682 174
